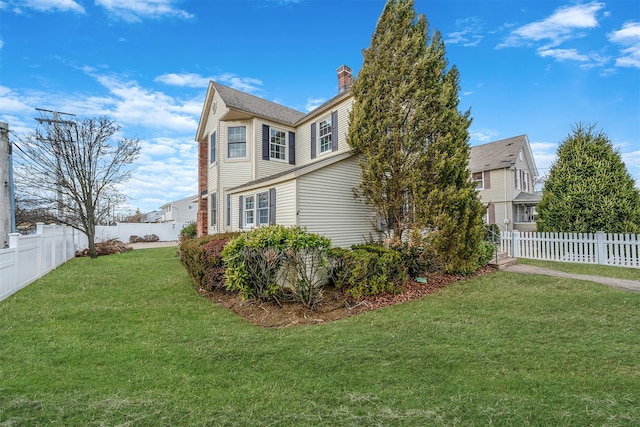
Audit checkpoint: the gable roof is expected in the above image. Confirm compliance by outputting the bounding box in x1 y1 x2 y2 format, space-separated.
469 135 530 173
212 82 306 125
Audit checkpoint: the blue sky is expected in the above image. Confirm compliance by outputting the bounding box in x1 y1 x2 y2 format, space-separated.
1 0 638 214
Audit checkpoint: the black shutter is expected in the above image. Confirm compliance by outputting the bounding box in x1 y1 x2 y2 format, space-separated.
262 124 270 160
331 110 338 152
226 194 231 227
310 123 316 159
288 131 296 165
239 195 243 229
269 188 276 225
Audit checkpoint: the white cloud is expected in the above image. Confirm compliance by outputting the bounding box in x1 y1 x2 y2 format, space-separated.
305 97 325 112
537 48 590 62
470 129 499 143
608 22 640 69
95 0 193 23
155 73 210 88
13 0 85 13
498 2 604 49
529 141 559 176
446 17 484 47
91 73 198 132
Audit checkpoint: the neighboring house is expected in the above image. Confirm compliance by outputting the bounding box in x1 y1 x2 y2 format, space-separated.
141 210 162 223
160 195 198 224
469 135 541 232
195 65 378 247
195 66 541 245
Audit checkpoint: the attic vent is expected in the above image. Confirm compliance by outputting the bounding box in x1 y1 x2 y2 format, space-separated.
506 143 513 146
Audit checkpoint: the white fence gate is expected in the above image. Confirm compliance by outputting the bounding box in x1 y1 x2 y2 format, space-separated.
0 224 88 302
500 231 640 268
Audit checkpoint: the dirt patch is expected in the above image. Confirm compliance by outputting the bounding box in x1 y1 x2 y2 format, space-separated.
197 266 495 328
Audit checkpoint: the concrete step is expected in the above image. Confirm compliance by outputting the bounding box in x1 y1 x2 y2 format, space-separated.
488 256 518 270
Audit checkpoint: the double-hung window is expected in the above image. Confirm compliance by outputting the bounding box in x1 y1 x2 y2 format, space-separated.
210 193 217 226
228 126 246 158
244 195 255 226
270 129 287 161
318 116 332 154
210 131 216 164
472 172 484 190
257 192 269 225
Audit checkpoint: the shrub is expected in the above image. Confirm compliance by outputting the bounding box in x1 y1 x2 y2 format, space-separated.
222 225 331 307
179 232 242 292
179 222 197 243
476 239 495 267
328 244 407 299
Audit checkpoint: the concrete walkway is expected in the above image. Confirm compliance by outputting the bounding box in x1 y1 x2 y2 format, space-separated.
503 264 640 292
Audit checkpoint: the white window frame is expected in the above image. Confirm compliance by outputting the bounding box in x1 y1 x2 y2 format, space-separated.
318 116 332 155
269 128 287 162
228 126 247 159
473 172 484 190
210 131 216 164
244 195 255 227
515 168 521 190
523 171 529 192
257 191 269 225
210 193 217 227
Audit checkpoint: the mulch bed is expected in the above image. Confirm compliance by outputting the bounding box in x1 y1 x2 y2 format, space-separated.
197 266 496 328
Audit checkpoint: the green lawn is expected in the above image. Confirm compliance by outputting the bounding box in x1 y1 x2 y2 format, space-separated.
1 247 639 426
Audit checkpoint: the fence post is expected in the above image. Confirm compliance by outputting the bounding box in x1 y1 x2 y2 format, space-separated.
511 230 520 258
596 231 606 265
9 233 20 291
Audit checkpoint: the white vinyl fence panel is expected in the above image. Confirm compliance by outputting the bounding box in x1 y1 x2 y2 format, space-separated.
500 231 640 268
94 222 188 243
0 224 88 302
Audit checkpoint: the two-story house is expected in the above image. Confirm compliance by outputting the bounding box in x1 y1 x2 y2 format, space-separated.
195 66 378 247
469 135 541 232
195 66 541 245
159 195 198 224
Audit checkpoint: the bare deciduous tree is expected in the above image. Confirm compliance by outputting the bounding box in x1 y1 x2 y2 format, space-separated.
14 114 140 258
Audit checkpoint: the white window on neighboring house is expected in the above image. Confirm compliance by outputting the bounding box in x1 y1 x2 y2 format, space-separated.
318 116 332 154
228 126 247 158
473 172 484 190
244 195 255 227
515 168 521 190
270 129 287 161
523 171 529 192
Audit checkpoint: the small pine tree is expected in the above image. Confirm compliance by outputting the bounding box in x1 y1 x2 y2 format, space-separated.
347 0 485 273
537 123 640 233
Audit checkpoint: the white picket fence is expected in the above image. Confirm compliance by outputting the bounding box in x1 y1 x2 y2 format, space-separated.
0 224 89 302
500 231 640 268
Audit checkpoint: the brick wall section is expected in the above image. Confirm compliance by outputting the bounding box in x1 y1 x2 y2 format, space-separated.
197 140 208 236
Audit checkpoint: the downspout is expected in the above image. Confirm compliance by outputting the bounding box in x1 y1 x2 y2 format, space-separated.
8 136 15 233
504 168 509 231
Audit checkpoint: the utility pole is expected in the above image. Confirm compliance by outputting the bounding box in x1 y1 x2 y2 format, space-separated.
0 121 12 247
35 108 76 222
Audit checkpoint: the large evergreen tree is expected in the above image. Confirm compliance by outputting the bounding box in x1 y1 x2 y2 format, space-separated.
537 123 640 234
347 0 485 273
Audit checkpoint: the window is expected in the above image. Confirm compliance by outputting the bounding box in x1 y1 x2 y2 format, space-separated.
257 192 269 225
210 131 216 164
226 194 231 227
318 116 332 154
514 204 536 223
270 128 287 161
472 172 484 190
210 193 217 226
515 168 521 190
523 171 529 192
244 195 254 226
228 126 246 158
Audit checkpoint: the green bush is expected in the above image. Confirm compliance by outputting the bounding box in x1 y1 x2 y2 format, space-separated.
222 225 332 307
179 232 242 292
328 244 407 299
179 222 197 243
477 240 495 267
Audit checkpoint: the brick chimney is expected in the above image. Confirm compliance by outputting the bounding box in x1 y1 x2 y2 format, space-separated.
337 65 352 93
